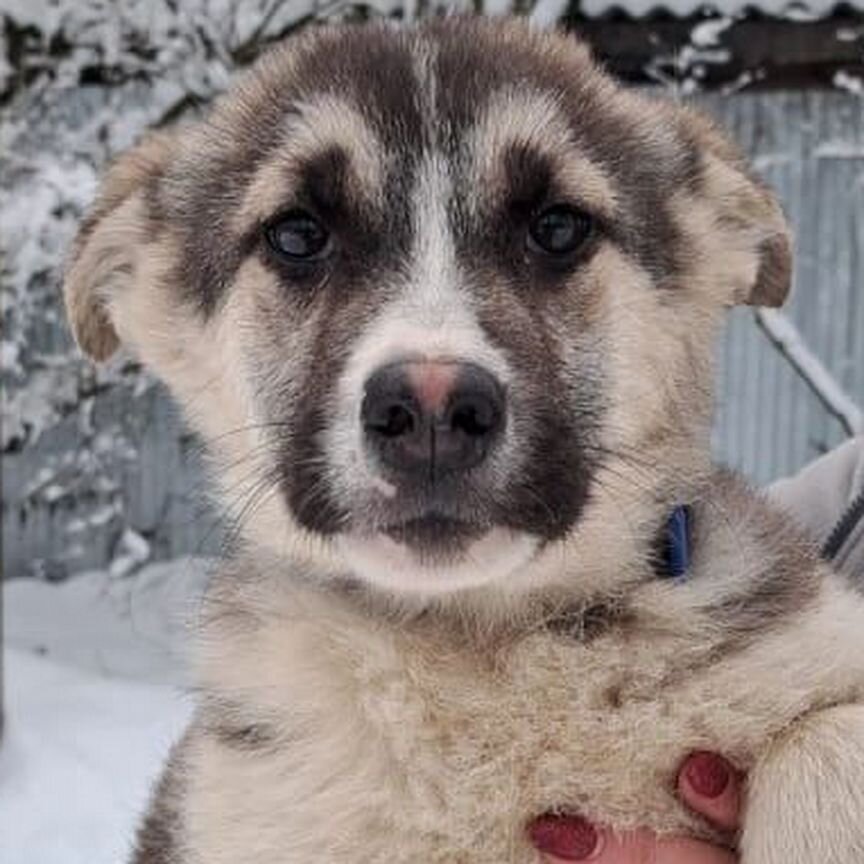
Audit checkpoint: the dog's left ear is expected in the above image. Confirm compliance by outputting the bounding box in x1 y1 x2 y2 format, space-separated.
681 107 792 308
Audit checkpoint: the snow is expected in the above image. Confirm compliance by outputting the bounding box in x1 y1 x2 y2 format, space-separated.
832 71 864 98
1 558 211 863
5 558 210 683
690 16 734 47
109 528 153 579
0 650 191 864
530 0 570 25
815 140 864 159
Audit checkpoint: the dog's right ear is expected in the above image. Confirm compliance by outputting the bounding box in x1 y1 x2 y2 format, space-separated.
677 107 792 310
64 131 177 361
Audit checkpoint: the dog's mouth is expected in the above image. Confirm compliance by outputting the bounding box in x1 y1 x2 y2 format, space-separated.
337 507 540 594
382 513 487 558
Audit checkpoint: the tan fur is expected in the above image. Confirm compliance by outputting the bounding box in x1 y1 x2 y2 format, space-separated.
108 247 330 568
233 94 386 234
743 703 864 861
64 131 177 359
467 87 619 221
64 18 863 864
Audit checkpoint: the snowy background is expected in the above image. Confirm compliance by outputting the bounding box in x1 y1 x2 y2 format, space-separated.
1 1 862 862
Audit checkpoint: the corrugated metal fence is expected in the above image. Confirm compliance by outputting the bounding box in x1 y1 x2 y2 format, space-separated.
704 91 863 484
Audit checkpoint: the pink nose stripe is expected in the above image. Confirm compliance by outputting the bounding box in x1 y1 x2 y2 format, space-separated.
406 363 458 413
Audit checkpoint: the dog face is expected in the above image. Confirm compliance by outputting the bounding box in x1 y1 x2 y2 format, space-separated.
65 19 791 599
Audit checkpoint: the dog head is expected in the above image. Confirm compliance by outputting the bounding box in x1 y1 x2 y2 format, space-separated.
64 18 791 601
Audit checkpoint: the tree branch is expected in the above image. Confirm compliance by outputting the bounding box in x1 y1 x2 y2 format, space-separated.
755 307 863 436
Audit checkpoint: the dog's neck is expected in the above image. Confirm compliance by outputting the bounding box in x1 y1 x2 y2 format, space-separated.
287 505 691 649
221 464 711 648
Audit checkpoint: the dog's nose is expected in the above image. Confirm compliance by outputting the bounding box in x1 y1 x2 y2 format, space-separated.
362 361 505 479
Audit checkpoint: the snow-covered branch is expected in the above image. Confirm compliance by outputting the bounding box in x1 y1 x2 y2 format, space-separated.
530 0 570 25
755 308 864 436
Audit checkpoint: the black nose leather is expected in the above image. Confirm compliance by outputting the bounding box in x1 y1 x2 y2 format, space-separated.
362 362 505 479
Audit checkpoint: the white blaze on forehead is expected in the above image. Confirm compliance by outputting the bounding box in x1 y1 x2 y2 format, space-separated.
467 86 618 220
342 151 510 396
234 93 385 233
326 150 512 500
412 35 439 137
411 152 461 322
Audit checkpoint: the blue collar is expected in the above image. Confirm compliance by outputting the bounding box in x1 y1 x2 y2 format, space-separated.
659 505 692 583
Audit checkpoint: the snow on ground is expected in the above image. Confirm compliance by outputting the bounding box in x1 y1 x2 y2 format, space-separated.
1 559 211 864
0 649 191 864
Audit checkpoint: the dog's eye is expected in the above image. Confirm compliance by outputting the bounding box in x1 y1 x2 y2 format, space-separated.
527 205 594 257
266 211 330 261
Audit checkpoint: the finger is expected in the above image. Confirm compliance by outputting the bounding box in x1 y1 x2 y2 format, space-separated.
529 815 601 861
678 752 742 831
537 825 738 864
643 834 737 864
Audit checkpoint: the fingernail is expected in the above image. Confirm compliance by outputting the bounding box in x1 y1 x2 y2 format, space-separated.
684 751 731 799
528 814 603 861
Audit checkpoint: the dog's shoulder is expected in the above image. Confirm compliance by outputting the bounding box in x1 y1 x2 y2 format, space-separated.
687 468 826 631
626 468 864 693
130 730 191 864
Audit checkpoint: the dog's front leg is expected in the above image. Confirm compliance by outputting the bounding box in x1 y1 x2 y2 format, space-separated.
741 703 864 863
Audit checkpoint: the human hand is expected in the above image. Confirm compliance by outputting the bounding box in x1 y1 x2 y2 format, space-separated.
529 752 741 863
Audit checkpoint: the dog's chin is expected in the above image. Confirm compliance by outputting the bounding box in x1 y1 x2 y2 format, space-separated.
337 520 539 595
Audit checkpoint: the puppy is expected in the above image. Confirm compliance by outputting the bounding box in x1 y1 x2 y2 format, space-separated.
64 18 864 863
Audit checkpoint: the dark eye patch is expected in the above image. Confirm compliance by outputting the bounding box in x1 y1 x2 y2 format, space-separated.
300 146 352 221
491 145 600 269
503 143 553 216
253 146 378 277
